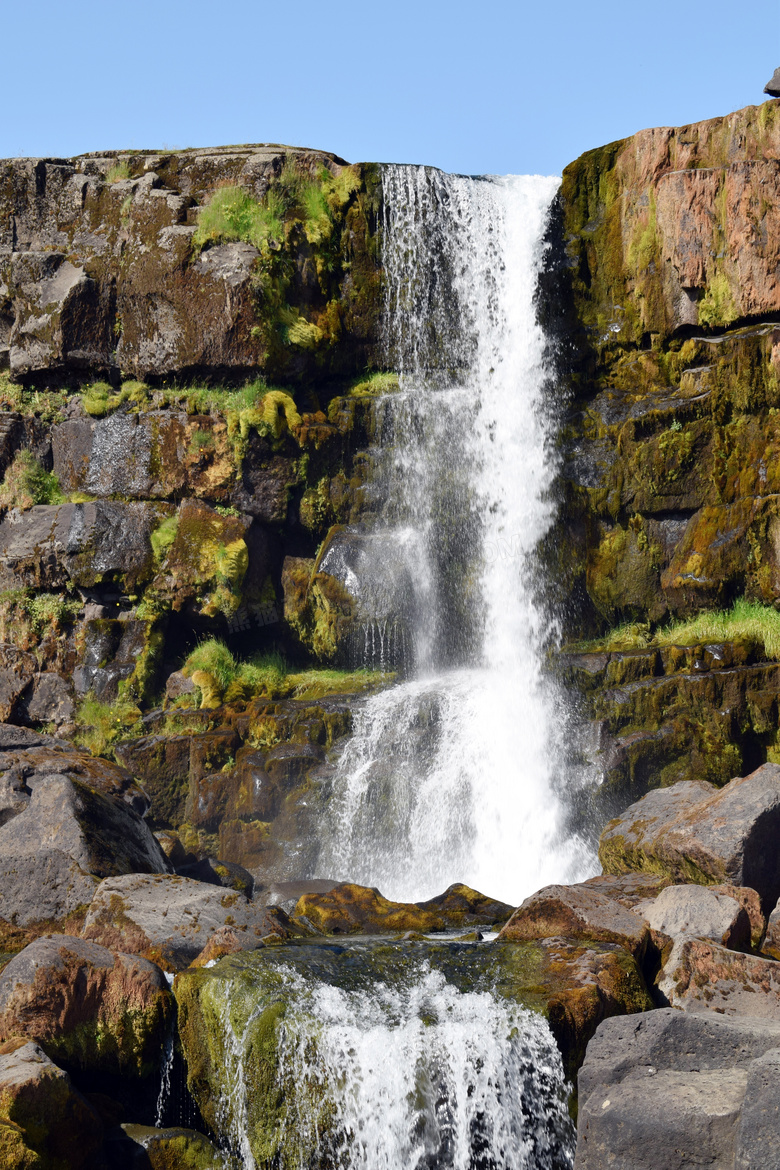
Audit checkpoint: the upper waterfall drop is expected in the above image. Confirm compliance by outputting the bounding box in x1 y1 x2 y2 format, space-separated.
318 165 594 905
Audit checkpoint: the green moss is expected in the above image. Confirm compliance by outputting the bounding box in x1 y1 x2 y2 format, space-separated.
26 593 80 634
0 451 64 510
698 271 738 328
582 599 780 660
73 694 143 758
82 379 150 418
345 371 400 398
192 185 285 252
150 516 180 564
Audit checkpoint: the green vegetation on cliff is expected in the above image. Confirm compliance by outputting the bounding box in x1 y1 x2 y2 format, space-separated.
576 599 780 660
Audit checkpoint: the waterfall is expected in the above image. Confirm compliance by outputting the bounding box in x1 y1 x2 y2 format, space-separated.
318 166 594 904
203 943 575 1170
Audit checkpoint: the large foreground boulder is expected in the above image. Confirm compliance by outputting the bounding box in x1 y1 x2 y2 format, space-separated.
0 935 172 1077
0 773 169 925
599 763 780 908
575 1008 780 1169
0 1040 103 1169
82 873 299 970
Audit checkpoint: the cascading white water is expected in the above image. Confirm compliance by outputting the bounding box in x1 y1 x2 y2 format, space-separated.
318 166 594 904
207 947 575 1170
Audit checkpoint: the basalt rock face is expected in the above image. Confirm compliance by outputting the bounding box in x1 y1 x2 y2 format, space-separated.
0 145 382 384
553 99 780 818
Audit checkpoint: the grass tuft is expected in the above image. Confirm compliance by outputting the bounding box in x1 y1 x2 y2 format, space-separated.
180 638 394 708
0 450 63 510
581 599 780 660
106 159 132 183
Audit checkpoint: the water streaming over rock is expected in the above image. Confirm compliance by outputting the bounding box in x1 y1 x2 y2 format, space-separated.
201 942 575 1170
318 166 595 903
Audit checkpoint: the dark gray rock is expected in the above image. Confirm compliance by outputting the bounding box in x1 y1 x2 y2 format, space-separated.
765 68 780 97
0 643 37 722
0 500 172 591
20 671 76 727
576 1009 780 1170
734 1048 780 1169
0 773 169 924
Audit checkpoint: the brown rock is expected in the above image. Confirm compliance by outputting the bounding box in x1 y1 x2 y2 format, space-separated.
498 883 649 960
501 936 654 1081
0 1041 103 1168
758 897 780 960
0 935 172 1077
293 882 513 936
416 883 515 926
659 936 780 1017
599 764 780 909
710 884 765 950
190 925 265 967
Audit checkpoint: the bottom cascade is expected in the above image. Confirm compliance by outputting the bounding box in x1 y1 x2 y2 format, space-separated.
175 941 575 1170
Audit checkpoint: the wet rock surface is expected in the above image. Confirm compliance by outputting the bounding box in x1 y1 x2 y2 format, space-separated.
293 881 515 935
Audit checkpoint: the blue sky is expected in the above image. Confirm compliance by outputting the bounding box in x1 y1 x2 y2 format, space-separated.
4 0 777 175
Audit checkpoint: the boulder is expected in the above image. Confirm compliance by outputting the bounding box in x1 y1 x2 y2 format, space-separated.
293 882 513 935
82 873 299 970
759 898 780 960
510 936 654 1081
116 1124 237 1170
0 935 172 1077
0 645 36 723
599 764 780 908
19 672 76 728
416 883 515 926
659 936 780 1017
734 1047 780 1169
498 883 649 960
575 1008 780 1170
634 884 751 951
0 1041 103 1169
0 724 148 824
765 67 780 97
0 773 169 925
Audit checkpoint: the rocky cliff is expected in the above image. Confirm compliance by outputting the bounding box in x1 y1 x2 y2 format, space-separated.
554 99 780 817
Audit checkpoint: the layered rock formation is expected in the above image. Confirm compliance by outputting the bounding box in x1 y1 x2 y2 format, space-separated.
553 98 780 815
